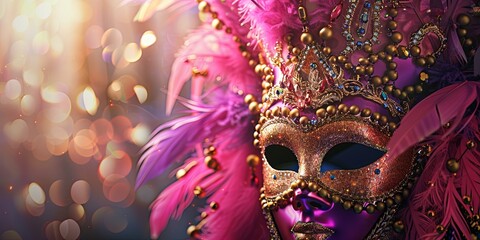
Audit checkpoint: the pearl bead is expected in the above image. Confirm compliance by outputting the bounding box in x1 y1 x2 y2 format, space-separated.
410 46 421 57
246 154 260 167
301 32 313 44
319 26 333 40
393 221 404 233
457 14 471 26
388 20 397 30
211 18 224 30
391 32 403 43
326 105 337 115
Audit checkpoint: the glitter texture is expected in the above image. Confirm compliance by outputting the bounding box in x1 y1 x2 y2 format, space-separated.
261 118 414 201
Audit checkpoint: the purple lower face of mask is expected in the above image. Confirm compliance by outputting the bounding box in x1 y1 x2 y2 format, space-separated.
272 189 381 240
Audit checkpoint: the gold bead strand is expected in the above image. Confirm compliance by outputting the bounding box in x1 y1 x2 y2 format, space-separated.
196 1 260 80
297 0 314 45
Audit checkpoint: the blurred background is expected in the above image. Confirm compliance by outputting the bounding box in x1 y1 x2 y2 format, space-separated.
0 0 199 239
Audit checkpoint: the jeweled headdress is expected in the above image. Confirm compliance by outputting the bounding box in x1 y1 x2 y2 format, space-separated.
128 0 480 239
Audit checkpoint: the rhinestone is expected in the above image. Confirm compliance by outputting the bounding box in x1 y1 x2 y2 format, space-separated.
380 91 388 100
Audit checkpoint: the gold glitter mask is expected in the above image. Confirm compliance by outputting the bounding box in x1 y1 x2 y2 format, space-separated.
260 118 414 201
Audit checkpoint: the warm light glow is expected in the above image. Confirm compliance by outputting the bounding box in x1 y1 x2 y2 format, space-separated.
5 79 22 100
81 86 99 115
71 180 90 204
28 183 46 205
12 15 29 33
59 219 81 240
4 119 29 143
101 28 123 49
140 31 157 48
36 2 52 20
21 95 37 116
130 123 150 146
124 42 142 63
133 85 148 103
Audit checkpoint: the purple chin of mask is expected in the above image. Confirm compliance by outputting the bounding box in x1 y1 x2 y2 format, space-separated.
272 189 381 240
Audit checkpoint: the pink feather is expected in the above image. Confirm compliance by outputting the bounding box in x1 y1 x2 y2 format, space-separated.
167 25 260 114
238 0 335 53
396 82 480 238
387 81 480 160
149 158 210 238
147 114 268 239
200 141 269 239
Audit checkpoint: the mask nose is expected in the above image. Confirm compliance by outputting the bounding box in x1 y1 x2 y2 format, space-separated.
292 189 333 214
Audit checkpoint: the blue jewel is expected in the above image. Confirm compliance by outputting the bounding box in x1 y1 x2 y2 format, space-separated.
310 119 318 125
360 13 369 23
353 86 360 91
357 28 365 35
356 41 363 47
380 91 388 101
396 106 404 113
310 62 317 69
364 1 371 8
272 174 277 180
338 84 344 89
330 175 335 180
383 103 388 108
374 169 381 175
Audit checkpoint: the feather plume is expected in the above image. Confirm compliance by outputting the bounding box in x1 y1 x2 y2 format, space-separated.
387 81 480 160
440 0 473 64
201 140 269 239
166 26 260 114
137 90 254 188
121 0 195 22
149 158 210 238
138 88 269 239
238 0 336 52
396 81 480 238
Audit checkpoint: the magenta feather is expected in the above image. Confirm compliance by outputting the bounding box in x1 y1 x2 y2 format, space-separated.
396 81 480 238
145 99 268 239
167 25 260 114
149 158 210 238
137 90 253 188
199 139 269 240
387 81 480 160
440 0 473 64
238 0 336 52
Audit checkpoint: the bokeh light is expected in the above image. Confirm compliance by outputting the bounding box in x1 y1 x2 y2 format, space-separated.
49 180 71 207
0 0 199 239
140 30 157 48
59 219 81 240
70 180 90 205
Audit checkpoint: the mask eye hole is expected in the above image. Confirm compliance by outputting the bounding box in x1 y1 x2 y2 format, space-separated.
320 142 385 172
264 144 299 171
